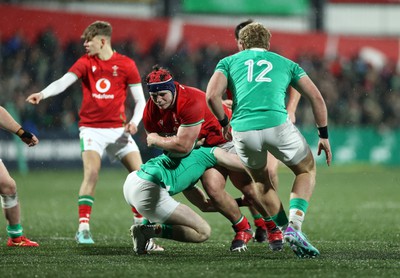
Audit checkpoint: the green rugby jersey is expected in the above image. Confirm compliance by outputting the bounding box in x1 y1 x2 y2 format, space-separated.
136 147 217 196
215 48 306 131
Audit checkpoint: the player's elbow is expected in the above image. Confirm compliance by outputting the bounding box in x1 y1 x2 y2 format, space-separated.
205 93 215 108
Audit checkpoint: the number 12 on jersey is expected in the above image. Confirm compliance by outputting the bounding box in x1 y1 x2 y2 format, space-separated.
244 59 273 82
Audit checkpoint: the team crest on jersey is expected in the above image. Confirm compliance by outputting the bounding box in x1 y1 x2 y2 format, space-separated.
112 65 119 76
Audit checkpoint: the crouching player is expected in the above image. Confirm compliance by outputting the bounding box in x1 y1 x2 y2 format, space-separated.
0 106 39 247
123 146 244 255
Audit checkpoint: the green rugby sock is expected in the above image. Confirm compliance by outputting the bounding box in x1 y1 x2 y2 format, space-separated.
271 209 289 230
7 223 23 238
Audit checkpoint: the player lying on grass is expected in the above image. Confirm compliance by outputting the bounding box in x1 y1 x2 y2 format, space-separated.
123 146 246 255
0 105 39 247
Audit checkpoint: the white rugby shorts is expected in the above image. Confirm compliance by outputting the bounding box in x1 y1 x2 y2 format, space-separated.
79 127 139 162
232 118 310 169
123 171 180 224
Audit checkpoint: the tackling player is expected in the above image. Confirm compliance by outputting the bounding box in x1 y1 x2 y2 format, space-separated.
143 65 282 252
26 21 146 245
124 146 245 255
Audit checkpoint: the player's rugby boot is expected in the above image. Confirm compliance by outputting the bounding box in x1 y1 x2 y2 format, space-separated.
253 218 267 243
130 224 148 255
145 238 165 252
230 229 253 252
267 227 284 251
75 230 94 244
253 226 267 243
284 226 319 258
7 236 39 247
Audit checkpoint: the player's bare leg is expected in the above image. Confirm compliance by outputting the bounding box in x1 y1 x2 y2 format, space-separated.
0 164 20 225
164 204 211 242
130 204 211 254
286 150 316 231
230 167 287 251
121 151 143 172
122 151 164 251
201 167 241 222
266 152 279 190
284 150 320 258
0 162 38 247
241 166 282 219
288 151 316 205
232 153 284 249
76 150 101 244
201 167 252 252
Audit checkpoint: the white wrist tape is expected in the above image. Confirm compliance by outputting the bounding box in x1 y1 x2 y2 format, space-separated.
0 193 18 209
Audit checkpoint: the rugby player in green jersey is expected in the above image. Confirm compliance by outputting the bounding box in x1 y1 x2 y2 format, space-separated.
123 146 244 255
206 22 332 258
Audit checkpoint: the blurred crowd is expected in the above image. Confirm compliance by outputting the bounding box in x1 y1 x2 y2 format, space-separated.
1 29 400 142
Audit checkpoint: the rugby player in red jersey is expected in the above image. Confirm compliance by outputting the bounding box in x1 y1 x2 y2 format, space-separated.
142 65 256 252
26 21 146 245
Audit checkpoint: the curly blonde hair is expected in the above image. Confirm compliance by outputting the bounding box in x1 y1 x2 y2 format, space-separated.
238 22 271 50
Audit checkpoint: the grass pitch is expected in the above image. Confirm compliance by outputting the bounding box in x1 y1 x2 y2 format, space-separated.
1 165 399 277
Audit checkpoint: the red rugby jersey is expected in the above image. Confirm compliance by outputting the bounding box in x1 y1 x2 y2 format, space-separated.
69 52 141 128
143 82 229 147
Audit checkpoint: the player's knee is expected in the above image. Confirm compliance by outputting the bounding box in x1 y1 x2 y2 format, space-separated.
290 151 316 177
0 176 17 195
0 193 18 209
197 222 211 242
201 174 226 198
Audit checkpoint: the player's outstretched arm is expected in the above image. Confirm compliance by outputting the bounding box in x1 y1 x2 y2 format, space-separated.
26 92 43 104
15 128 39 147
0 106 39 147
26 72 78 104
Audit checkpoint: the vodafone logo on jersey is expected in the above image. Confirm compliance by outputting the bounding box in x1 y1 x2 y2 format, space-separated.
96 78 111 93
93 78 114 99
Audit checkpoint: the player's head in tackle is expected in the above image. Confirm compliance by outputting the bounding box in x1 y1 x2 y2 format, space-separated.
146 65 176 110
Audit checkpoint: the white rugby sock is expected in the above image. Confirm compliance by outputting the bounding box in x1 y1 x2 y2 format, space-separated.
288 209 305 231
